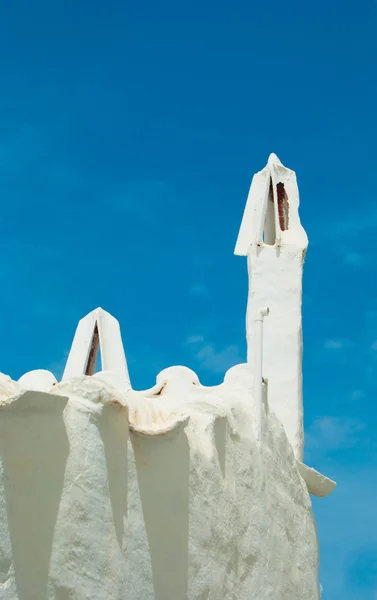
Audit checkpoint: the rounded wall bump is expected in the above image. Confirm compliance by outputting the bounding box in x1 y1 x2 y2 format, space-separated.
18 370 57 393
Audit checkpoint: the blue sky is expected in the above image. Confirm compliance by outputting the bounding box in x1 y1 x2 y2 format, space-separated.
0 0 376 597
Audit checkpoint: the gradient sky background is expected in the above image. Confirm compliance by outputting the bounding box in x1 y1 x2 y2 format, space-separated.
0 1 376 597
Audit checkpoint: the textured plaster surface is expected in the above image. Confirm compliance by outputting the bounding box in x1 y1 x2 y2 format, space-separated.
246 246 305 460
0 366 320 600
235 155 308 460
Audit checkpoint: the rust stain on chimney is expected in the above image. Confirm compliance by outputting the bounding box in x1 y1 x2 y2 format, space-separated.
276 182 289 231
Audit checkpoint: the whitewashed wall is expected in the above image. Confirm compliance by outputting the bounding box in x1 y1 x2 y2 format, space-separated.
0 155 335 599
235 154 308 460
0 367 320 600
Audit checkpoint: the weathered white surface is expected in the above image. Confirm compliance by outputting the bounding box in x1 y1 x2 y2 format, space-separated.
246 246 306 460
297 462 336 498
18 370 57 392
235 153 308 253
0 374 20 402
0 365 320 600
0 154 336 599
235 154 308 460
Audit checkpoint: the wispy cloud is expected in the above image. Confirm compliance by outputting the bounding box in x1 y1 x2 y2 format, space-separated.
184 335 205 345
342 252 368 268
195 343 243 373
306 416 365 455
184 335 243 374
189 283 209 297
324 338 352 350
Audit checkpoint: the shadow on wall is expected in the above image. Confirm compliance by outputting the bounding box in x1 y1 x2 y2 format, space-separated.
214 417 227 480
0 392 69 600
98 404 129 550
131 426 190 600
48 400 129 600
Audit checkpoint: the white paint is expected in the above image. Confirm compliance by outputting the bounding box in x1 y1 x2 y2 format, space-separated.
235 153 308 254
62 307 130 384
18 370 57 392
296 462 336 498
254 307 269 440
0 365 321 599
235 153 308 460
0 154 336 598
0 373 20 402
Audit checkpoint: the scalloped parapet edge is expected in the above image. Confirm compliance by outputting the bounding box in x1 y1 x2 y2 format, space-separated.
0 365 336 497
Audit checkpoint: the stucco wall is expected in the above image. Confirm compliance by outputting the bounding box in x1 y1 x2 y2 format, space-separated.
0 366 319 600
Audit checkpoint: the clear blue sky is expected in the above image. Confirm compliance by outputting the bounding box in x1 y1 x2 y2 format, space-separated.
0 1 376 597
